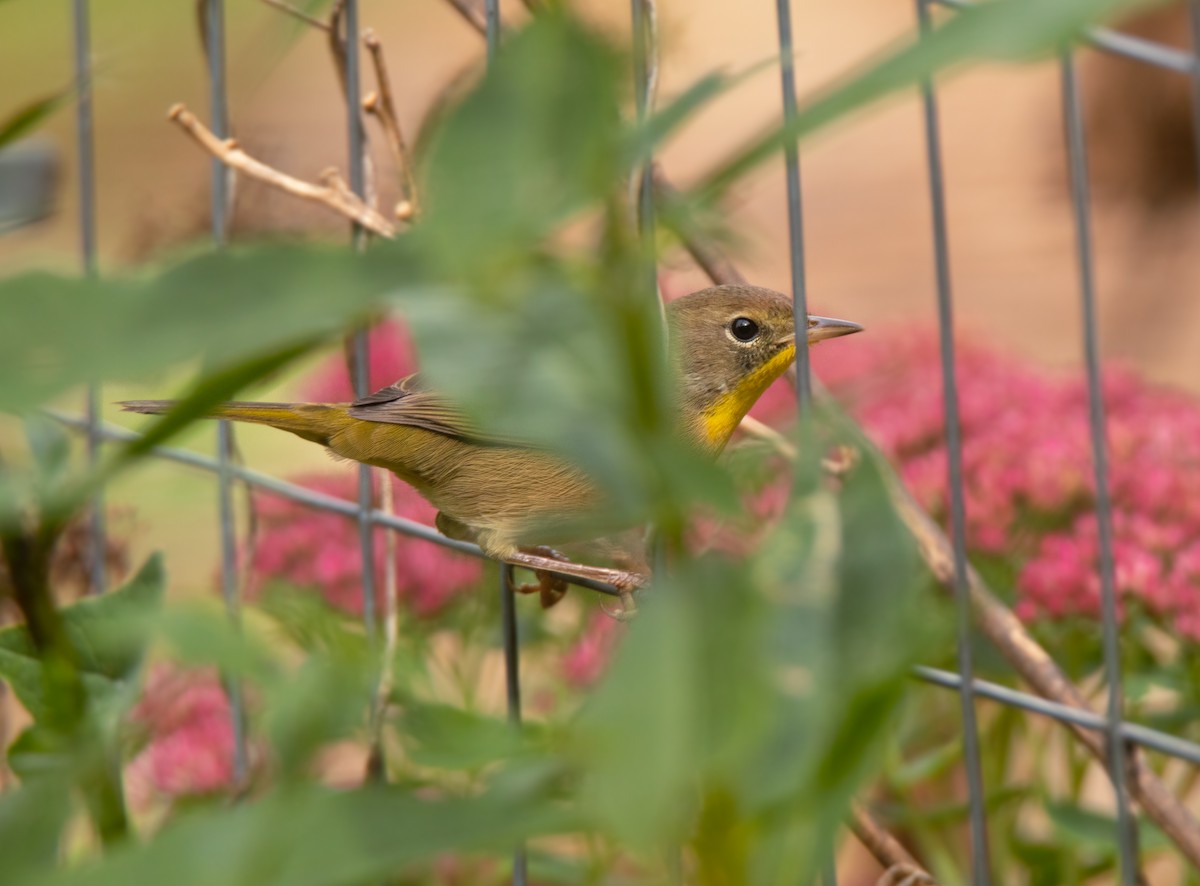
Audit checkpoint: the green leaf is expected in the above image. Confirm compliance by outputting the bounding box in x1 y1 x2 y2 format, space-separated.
701 0 1155 196
0 90 70 149
0 240 421 412
0 555 164 721
0 772 71 880
24 415 71 485
400 701 528 770
1045 799 1170 854
417 10 623 280
31 784 580 886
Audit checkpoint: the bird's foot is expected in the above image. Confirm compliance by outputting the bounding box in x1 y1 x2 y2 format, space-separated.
509 568 569 609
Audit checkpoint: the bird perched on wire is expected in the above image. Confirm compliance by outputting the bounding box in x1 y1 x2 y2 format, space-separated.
122 284 861 615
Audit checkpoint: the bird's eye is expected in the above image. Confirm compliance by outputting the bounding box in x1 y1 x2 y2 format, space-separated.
730 317 760 342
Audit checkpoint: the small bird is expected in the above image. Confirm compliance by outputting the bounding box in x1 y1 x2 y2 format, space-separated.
122 284 861 611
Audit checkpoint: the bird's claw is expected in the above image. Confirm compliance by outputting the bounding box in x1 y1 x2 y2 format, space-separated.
510 569 568 609
601 589 639 622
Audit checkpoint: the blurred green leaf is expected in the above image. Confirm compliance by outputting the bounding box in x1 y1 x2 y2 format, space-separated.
0 240 421 412
32 783 580 886
256 583 367 662
563 409 931 879
417 10 622 280
702 0 1155 196
264 656 371 779
400 700 529 770
0 554 163 721
1045 799 1170 853
23 416 71 490
0 773 71 880
0 90 70 148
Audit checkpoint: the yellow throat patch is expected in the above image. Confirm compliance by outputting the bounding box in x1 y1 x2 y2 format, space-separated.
700 343 797 450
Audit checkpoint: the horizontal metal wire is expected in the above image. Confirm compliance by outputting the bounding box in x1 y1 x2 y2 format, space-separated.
48 412 620 597
47 411 1200 763
914 666 1200 766
933 0 1198 74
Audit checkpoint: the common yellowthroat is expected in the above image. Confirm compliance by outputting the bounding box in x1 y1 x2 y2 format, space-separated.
122 284 861 604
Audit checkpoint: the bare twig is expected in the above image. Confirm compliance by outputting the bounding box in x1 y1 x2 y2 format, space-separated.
889 474 1200 868
849 802 934 882
258 0 331 32
651 165 748 287
366 472 400 783
167 104 396 237
363 30 420 220
444 0 488 33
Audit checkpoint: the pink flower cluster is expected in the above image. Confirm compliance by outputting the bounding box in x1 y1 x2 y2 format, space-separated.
126 666 239 802
809 330 1200 640
249 470 483 617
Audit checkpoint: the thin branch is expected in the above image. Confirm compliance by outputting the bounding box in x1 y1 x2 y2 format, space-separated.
849 802 933 881
366 472 400 783
651 165 748 287
362 29 420 220
443 0 488 33
258 0 331 32
167 104 396 238
882 468 1200 867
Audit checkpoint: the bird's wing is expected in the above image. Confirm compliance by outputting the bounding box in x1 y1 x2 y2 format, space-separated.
347 374 526 447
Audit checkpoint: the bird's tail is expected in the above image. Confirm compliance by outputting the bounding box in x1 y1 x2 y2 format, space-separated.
119 400 351 446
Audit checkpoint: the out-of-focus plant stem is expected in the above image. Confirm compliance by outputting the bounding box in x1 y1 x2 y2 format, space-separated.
0 518 129 845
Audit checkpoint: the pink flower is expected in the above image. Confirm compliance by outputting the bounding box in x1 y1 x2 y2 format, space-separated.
248 470 483 617
809 326 1200 642
126 666 240 803
302 318 415 402
562 612 626 688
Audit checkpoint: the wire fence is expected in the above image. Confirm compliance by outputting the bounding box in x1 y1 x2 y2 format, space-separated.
59 0 1200 883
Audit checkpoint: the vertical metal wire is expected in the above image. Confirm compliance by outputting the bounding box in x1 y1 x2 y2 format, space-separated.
203 0 249 784
485 3 526 883
341 0 378 638
773 0 812 410
1187 0 1200 189
631 0 655 248
913 2 991 880
1059 51 1139 885
72 0 106 596
774 5 833 882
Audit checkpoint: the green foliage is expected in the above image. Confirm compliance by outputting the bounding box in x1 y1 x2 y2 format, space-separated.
29 785 578 886
0 89 70 148
0 1 1174 882
0 554 163 721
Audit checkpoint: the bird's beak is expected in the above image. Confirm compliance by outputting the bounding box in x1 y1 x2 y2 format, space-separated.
805 315 864 344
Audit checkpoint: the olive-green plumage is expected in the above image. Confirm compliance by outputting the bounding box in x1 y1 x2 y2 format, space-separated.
122 285 861 590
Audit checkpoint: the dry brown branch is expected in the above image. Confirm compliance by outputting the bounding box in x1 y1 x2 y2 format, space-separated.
849 802 932 879
363 29 420 220
885 472 1200 868
444 0 488 33
167 104 396 238
258 0 331 31
651 166 748 287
